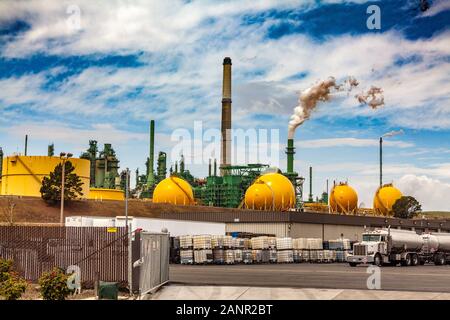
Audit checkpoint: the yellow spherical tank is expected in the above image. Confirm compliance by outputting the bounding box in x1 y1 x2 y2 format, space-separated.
89 188 124 201
244 182 274 210
152 176 194 205
245 173 295 211
1 155 90 198
373 183 402 216
330 182 358 214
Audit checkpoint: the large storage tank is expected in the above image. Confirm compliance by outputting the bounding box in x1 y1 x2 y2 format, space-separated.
153 176 194 205
373 183 402 216
1 155 90 198
88 188 124 201
244 173 295 211
329 182 358 214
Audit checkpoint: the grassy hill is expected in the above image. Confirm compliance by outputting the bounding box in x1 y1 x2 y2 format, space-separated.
421 211 450 219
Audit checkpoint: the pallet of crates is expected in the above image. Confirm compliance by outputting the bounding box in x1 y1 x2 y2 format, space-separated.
293 238 308 263
224 249 235 265
307 238 323 263
233 238 245 264
212 235 224 249
242 249 253 264
276 237 294 264
212 235 224 264
179 235 194 265
193 235 213 265
251 236 269 264
213 249 225 264
222 235 235 264
180 249 194 265
323 250 335 263
302 249 310 263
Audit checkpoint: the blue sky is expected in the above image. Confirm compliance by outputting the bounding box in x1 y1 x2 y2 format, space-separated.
0 0 449 210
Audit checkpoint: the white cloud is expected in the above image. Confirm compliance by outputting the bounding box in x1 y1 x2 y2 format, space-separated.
396 174 450 211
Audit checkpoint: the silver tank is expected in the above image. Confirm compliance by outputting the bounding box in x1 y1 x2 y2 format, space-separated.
421 234 439 253
431 233 450 252
388 229 424 252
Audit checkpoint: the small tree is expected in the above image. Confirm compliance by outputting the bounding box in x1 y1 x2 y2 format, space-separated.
393 196 422 219
40 161 83 205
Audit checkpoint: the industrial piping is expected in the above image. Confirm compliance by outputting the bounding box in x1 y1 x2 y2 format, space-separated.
220 57 232 175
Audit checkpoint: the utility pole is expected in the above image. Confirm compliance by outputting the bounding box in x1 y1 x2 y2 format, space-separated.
125 168 129 230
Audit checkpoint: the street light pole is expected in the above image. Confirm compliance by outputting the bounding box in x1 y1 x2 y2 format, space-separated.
60 152 73 226
379 136 383 187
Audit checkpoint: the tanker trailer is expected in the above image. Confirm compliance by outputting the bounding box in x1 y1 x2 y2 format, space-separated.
347 228 424 267
421 233 450 265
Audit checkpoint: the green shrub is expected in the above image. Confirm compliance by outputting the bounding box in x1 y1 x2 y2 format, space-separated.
38 268 73 300
0 271 27 300
0 258 14 283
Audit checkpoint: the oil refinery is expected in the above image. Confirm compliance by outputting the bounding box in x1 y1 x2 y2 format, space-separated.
0 57 448 238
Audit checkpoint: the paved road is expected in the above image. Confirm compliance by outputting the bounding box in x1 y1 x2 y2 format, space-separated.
170 264 450 293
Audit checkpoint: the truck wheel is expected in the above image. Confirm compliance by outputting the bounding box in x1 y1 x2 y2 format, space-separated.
373 254 382 267
349 262 358 267
434 254 445 266
411 254 419 266
401 254 411 267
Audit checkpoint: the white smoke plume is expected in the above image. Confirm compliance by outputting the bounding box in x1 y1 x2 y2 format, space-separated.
288 77 340 139
382 129 404 138
287 76 360 139
355 86 385 109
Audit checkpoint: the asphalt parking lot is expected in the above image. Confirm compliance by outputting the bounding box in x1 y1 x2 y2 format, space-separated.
170 263 450 292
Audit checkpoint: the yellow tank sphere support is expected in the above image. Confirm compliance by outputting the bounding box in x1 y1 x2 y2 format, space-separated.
373 183 402 216
330 182 358 214
1 155 90 198
153 176 194 205
245 173 295 211
89 188 124 201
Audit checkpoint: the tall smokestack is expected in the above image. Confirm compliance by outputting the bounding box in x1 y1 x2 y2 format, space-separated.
220 57 232 175
147 120 155 187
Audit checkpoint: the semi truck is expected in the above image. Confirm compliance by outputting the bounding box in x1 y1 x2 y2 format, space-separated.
347 228 450 267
